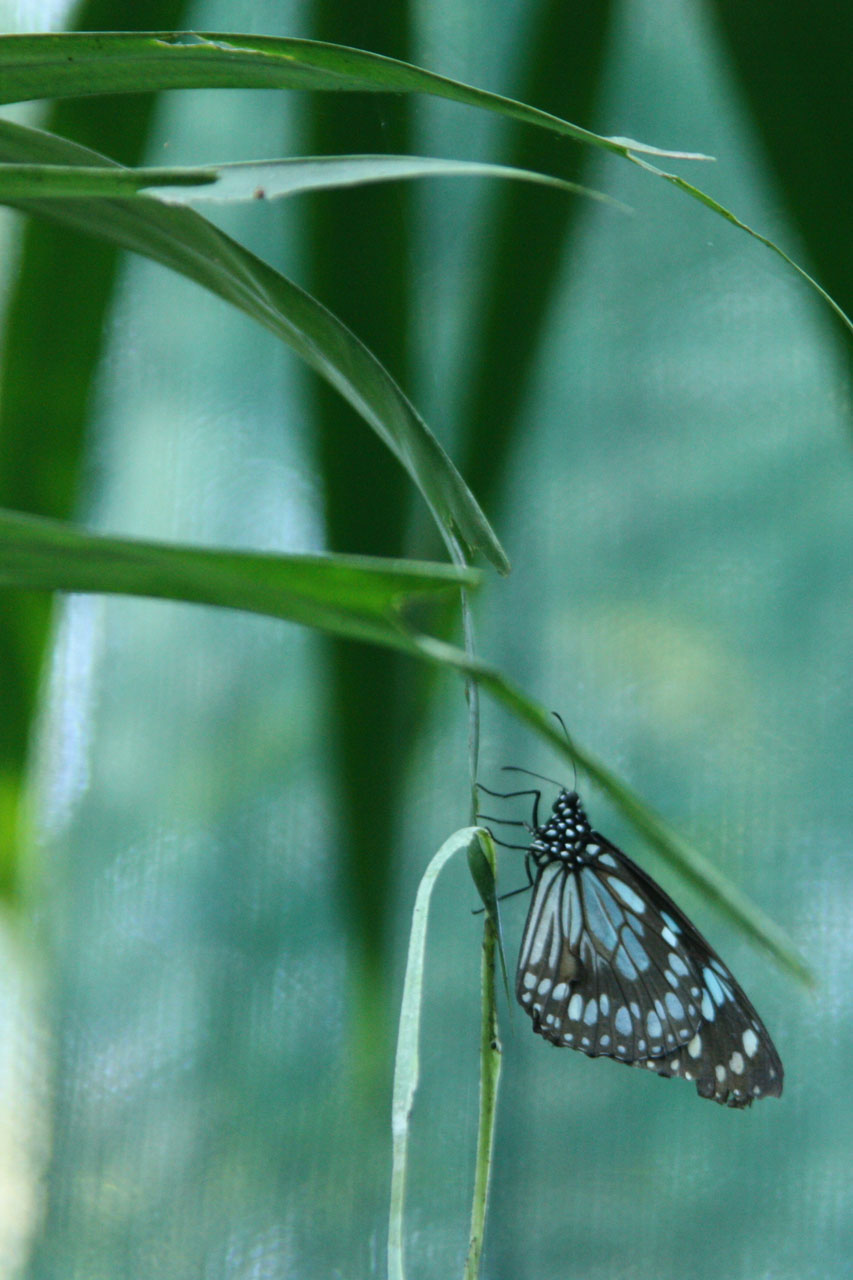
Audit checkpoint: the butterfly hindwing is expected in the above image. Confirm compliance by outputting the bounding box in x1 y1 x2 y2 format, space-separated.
518 857 707 1059
513 787 783 1107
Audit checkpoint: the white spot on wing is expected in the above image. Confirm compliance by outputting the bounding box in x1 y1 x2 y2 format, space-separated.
687 1033 702 1059
622 929 651 972
665 992 684 1020
584 999 598 1025
701 990 715 1021
703 967 727 1007
523 972 537 990
582 878 620 950
729 1051 745 1075
567 992 583 1021
562 874 583 950
742 1029 759 1058
606 876 646 914
715 1064 726 1084
646 1010 662 1038
615 1006 632 1035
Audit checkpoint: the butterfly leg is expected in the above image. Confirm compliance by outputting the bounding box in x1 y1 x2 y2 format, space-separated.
477 783 541 829
476 813 530 828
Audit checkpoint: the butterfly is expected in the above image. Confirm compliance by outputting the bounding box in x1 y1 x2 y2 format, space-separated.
501 782 783 1107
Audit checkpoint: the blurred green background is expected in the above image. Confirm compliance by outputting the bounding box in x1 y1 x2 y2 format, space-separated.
0 0 851 1277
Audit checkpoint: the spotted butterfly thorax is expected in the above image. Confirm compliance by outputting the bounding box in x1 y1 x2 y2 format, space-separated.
514 786 783 1107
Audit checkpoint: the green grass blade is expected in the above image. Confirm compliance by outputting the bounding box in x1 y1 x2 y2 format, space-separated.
464 828 502 1280
467 829 511 1006
2 31 847 333
0 119 510 575
629 153 853 338
0 31 707 164
0 156 620 206
0 508 479 654
388 825 490 1280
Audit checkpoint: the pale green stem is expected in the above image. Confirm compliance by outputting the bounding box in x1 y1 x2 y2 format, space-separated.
387 827 485 1280
464 834 502 1280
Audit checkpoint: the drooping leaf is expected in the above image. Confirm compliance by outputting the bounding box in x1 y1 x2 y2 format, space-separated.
0 118 510 574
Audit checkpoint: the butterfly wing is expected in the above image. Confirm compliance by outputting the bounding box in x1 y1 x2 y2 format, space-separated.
601 840 783 1104
518 855 705 1060
517 835 783 1107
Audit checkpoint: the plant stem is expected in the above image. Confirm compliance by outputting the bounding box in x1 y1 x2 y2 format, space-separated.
464 842 502 1280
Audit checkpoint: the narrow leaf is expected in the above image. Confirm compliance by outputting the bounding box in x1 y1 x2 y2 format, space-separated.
467 828 511 1005
389 825 485 1280
630 153 853 337
1 32 846 332
0 31 708 163
0 119 510 574
0 507 478 654
0 155 619 206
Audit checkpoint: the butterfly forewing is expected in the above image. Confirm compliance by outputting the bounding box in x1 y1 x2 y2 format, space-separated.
513 787 783 1108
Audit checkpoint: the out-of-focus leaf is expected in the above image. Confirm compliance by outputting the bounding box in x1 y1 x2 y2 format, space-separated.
458 0 616 517
0 0 192 897
0 118 509 574
710 0 853 326
0 508 479 653
299 1 415 1072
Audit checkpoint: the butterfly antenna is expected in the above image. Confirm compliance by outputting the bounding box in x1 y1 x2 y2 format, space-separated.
502 765 564 788
551 711 577 790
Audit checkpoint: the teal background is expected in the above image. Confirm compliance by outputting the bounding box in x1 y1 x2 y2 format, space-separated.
0 0 850 1277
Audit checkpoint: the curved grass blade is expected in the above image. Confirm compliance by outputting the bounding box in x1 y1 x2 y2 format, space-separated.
389 825 497 1280
0 155 619 206
461 824 507 1003
0 507 478 654
1 31 847 333
0 31 707 163
467 828 510 1006
464 828 503 1280
629 153 853 337
0 118 509 574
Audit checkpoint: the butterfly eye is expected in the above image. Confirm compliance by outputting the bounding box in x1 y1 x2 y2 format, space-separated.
511 785 783 1108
